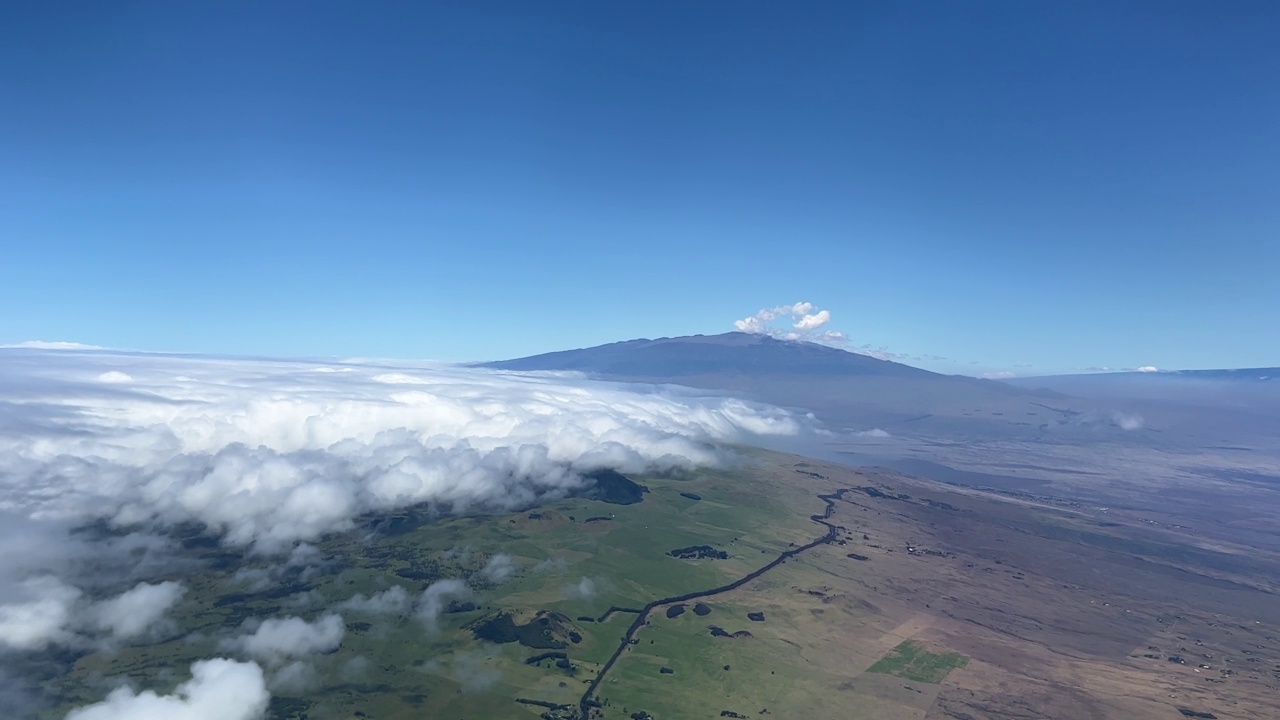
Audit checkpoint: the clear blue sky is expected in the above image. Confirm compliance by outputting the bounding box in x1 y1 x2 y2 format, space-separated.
2 1 1276 374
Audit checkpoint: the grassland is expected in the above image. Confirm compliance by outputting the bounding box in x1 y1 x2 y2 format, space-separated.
866 641 968 684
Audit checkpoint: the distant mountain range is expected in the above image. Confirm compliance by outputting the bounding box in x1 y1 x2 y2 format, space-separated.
482 332 1278 447
482 333 1055 436
1160 368 1276 381
483 332 938 379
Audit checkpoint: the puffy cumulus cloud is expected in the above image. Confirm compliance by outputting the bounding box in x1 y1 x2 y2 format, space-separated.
981 371 1017 380
478 554 517 584
89 581 186 640
1136 365 1160 373
793 309 831 330
338 578 481 629
224 614 345 664
336 586 413 616
733 302 846 345
0 577 185 651
0 349 801 557
0 576 82 651
853 428 891 438
417 579 470 631
64 658 269 720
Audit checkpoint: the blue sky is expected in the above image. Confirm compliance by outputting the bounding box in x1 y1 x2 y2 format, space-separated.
2 1 1276 374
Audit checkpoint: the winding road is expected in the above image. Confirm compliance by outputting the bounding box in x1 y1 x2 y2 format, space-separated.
564 487 857 719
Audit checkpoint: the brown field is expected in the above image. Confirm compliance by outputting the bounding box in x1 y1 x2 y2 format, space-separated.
593 451 1280 720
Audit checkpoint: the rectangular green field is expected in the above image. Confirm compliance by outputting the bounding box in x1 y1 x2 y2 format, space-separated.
866 640 968 684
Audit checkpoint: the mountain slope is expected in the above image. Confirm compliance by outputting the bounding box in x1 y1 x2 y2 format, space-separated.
482 333 1061 438
483 332 939 379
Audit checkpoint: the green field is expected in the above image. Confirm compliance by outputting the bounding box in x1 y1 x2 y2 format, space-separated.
38 456 840 719
866 640 968 684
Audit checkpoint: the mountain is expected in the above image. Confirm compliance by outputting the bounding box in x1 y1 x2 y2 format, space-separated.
483 333 1059 438
1169 367 1278 382
483 332 938 379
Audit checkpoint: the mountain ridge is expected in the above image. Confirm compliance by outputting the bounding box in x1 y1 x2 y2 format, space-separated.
481 332 944 380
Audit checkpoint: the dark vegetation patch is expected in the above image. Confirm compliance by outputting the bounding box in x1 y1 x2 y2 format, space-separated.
680 492 702 501
516 697 573 711
659 666 674 674
846 553 870 561
468 610 582 649
214 582 310 607
444 600 477 614
577 615 596 622
579 469 647 505
524 651 567 665
860 486 911 501
747 611 765 622
721 712 748 718
221 603 282 626
669 545 729 560
583 516 612 524
268 696 312 719
394 565 445 582
693 602 712 616
1178 710 1218 719
665 604 686 619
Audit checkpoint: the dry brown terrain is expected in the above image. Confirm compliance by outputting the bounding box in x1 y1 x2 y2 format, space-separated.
597 451 1280 720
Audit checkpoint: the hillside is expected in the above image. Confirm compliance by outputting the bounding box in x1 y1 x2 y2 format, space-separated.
482 333 1065 439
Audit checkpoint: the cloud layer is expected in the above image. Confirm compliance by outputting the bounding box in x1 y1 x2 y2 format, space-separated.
0 348 800 552
0 347 803 712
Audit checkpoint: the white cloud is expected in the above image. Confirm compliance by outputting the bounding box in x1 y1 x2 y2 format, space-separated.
793 309 831 330
853 428 890 438
0 349 800 555
1111 412 1145 431
1136 365 1159 373
225 614 345 664
90 581 186 640
734 302 842 344
97 370 133 383
563 576 596 600
64 658 269 720
0 348 803 707
981 371 1016 380
416 579 469 631
478 554 517 584
336 586 413 616
2 340 102 350
0 576 82 651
